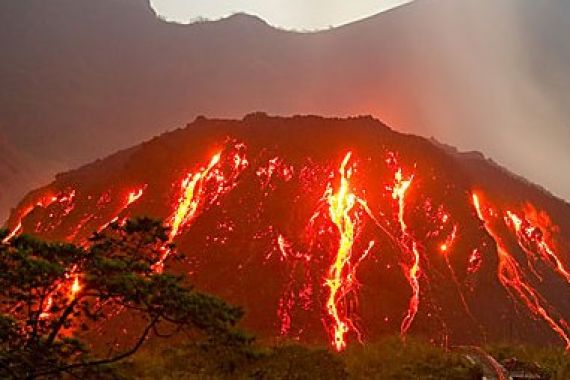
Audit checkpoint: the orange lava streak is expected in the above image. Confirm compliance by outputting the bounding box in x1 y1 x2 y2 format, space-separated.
127 188 145 205
40 272 82 320
324 152 358 351
153 153 221 271
467 249 483 274
401 242 420 335
506 210 570 285
472 193 570 348
392 169 413 234
70 275 82 298
275 233 314 336
2 224 22 244
391 167 421 335
2 194 59 243
439 224 477 321
439 225 458 254
93 186 147 237
169 153 221 241
156 147 248 271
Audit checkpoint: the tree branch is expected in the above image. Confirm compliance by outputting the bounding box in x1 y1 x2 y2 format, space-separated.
45 297 80 347
31 315 159 378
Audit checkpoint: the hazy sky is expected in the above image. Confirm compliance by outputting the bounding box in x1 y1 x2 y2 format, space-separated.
150 0 413 30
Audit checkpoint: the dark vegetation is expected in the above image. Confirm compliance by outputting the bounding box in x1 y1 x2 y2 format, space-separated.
121 338 570 379
120 337 479 379
486 343 570 380
0 218 244 378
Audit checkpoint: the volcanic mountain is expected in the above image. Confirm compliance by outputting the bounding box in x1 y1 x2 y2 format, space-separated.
5 114 570 351
2 0 570 220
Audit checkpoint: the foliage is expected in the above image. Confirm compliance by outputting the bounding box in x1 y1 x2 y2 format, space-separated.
0 218 243 379
120 340 347 380
487 343 570 379
342 336 481 379
251 344 347 379
122 336 485 379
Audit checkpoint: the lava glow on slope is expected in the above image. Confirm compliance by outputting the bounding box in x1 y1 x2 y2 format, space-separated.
390 166 421 336
156 145 248 270
322 152 373 351
472 193 570 348
4 138 570 352
2 193 63 243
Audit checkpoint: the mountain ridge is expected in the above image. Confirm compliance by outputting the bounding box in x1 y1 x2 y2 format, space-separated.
1 0 569 218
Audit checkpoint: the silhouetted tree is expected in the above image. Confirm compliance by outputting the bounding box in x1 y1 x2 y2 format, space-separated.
0 218 244 379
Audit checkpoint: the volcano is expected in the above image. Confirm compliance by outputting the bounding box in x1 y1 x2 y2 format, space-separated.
4 114 570 351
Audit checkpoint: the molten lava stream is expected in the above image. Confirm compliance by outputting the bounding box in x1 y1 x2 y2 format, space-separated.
472 193 570 348
156 147 248 271
321 152 374 351
325 152 357 351
438 224 480 327
505 210 570 286
96 187 147 235
39 272 83 320
168 153 221 241
391 167 421 336
154 153 221 271
55 186 149 309
275 233 314 337
2 194 60 243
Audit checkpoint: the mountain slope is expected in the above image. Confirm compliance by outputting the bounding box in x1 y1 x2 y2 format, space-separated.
1 0 569 220
5 114 570 350
0 138 58 223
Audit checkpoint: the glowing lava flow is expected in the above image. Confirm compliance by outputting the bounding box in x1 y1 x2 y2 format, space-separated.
505 210 570 285
324 152 358 351
168 153 221 241
157 147 248 270
2 193 61 243
274 233 314 336
319 152 376 351
472 193 570 348
39 272 83 320
127 188 144 204
153 153 221 270
391 168 421 336
438 224 478 323
62 186 148 301
95 186 147 235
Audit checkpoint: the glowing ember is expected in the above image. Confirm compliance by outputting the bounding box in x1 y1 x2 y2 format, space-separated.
70 275 82 298
467 249 483 275
256 157 294 193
